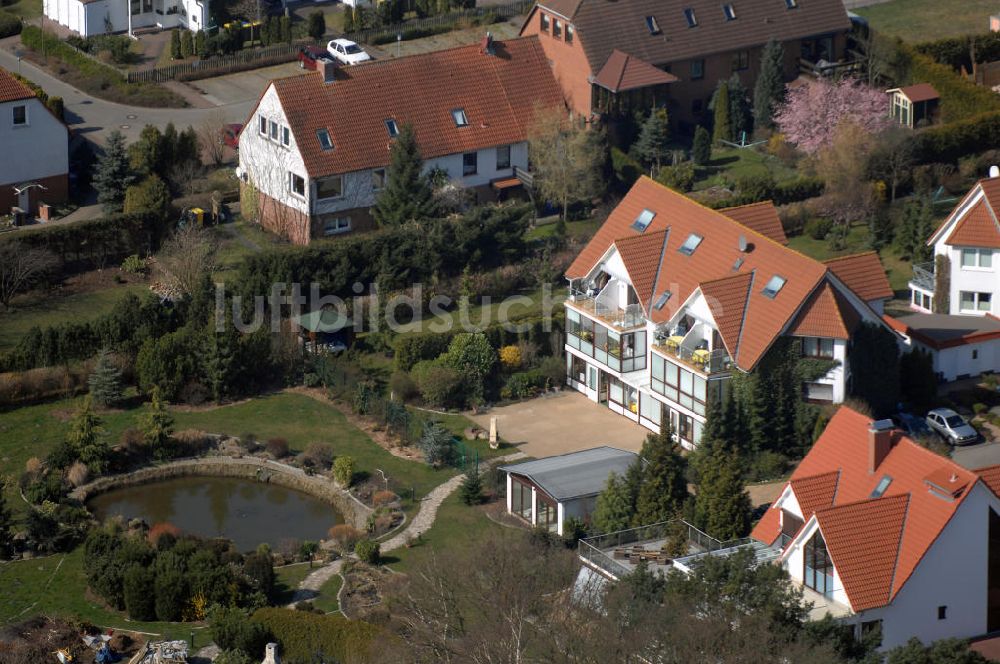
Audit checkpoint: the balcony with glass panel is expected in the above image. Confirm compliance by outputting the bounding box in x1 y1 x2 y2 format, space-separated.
566 307 647 374
650 319 732 376
566 279 646 332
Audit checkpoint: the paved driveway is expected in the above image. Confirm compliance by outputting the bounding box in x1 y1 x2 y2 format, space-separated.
470 391 650 458
189 62 304 106
953 438 1000 470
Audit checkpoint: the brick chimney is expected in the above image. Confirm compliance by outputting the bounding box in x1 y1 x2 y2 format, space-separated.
320 59 337 84
263 643 280 664
869 419 895 473
480 31 494 56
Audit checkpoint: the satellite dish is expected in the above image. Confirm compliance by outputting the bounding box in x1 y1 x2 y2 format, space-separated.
990 165 999 178
738 235 748 252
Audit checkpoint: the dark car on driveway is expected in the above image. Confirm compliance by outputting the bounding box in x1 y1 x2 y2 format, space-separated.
298 45 334 70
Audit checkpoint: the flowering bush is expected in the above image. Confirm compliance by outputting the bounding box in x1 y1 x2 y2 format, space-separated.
775 78 891 154
499 345 521 369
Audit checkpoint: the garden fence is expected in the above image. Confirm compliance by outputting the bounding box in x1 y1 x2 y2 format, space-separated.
126 41 303 83
345 0 534 45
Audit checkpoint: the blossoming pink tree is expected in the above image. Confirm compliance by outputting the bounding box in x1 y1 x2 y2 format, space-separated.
775 78 892 154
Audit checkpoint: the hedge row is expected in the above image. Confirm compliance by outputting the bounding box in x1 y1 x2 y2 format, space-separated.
912 110 1000 164
250 608 381 662
20 26 125 84
706 176 825 210
914 32 1000 73
904 46 1000 123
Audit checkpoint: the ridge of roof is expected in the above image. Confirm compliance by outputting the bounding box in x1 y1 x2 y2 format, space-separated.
718 200 788 245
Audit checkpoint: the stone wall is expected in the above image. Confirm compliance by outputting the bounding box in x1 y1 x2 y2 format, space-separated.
71 456 372 530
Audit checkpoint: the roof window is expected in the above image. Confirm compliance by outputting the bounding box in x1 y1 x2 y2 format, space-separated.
385 119 399 138
316 129 333 151
723 3 736 20
678 233 703 255
654 291 672 310
870 475 892 498
733 256 744 270
785 0 797 7
683 8 697 27
645 15 661 34
762 275 786 298
632 208 655 232
452 108 469 127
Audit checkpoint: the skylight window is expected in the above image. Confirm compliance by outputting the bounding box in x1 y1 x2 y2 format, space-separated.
733 256 744 270
385 119 399 138
762 275 787 298
678 233 703 255
316 129 333 151
871 475 893 498
632 208 655 232
654 291 672 310
452 108 469 127
785 0 797 7
645 15 661 34
683 8 697 27
723 3 736 20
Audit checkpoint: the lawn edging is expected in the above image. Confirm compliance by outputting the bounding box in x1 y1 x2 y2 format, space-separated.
69 455 373 529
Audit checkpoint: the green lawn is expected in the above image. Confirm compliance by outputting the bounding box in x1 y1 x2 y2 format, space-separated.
693 147 798 192
390 285 566 336
311 573 342 613
0 283 145 352
526 217 603 242
786 226 914 295
855 0 998 43
3 0 40 19
274 561 314 605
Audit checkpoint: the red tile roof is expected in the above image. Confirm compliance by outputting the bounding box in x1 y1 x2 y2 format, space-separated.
789 470 839 515
786 281 861 340
752 406 984 612
700 272 753 358
718 201 788 245
945 198 1000 249
592 50 678 93
266 37 563 178
823 251 894 302
0 68 36 104
896 83 939 103
977 465 1000 497
615 229 669 310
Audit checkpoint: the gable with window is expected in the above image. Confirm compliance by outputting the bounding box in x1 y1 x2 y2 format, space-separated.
802 337 834 359
259 115 268 135
289 172 306 198
804 530 834 597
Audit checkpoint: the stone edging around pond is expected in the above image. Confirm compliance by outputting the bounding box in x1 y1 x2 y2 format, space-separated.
69 456 373 531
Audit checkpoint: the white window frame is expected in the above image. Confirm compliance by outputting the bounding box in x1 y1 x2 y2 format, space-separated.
959 290 992 313
452 108 469 127
11 104 27 127
289 172 306 198
269 120 279 141
282 126 290 147
960 247 992 270
321 216 351 236
463 151 478 176
315 175 344 200
259 114 268 135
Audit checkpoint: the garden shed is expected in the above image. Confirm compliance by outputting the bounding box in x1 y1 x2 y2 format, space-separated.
887 84 940 128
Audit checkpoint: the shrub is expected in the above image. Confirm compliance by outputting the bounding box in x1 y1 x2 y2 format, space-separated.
123 565 156 621
611 147 642 192
974 403 989 415
250 607 379 663
327 524 362 552
805 217 833 240
25 457 42 475
418 421 454 467
458 469 483 505
499 345 521 369
332 456 355 487
67 461 89 487
121 254 145 274
148 522 181 546
501 372 540 400
372 490 398 507
655 162 696 192
0 11 21 38
239 433 258 451
388 371 418 402
354 539 380 565
413 362 466 408
266 437 290 459
393 332 454 371
302 442 333 468
211 607 273 655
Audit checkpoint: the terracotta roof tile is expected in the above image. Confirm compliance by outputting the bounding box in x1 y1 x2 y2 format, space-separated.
945 197 1000 249
754 407 981 612
718 201 788 245
816 494 909 611
0 68 35 104
700 272 753 358
790 470 839 515
823 251 894 301
897 83 939 103
786 281 860 340
615 229 669 310
751 506 781 545
593 50 678 93
976 465 1000 498
268 37 562 178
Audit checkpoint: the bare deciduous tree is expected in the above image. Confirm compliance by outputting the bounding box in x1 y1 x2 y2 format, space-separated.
528 108 606 221
0 242 58 310
157 224 217 297
198 110 228 168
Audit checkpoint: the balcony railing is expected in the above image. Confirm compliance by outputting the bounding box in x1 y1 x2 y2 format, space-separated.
911 261 935 291
567 290 646 330
653 341 732 375
578 519 725 579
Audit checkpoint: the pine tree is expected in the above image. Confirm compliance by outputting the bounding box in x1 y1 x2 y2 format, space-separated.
458 467 483 505
94 130 134 214
307 10 326 41
179 30 193 58
373 123 437 226
753 39 786 131
88 348 123 408
204 317 238 403
711 80 731 144
693 446 752 541
746 373 771 456
142 387 175 460
68 395 111 473
633 108 670 173
592 471 634 534
634 422 688 526
727 73 753 141
692 126 711 165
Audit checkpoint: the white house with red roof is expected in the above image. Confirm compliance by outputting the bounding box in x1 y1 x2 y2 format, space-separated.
0 68 68 217
43 0 208 37
753 406 1000 650
237 36 563 245
563 177 894 447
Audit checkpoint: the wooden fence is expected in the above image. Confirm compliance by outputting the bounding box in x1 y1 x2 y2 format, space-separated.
344 0 533 46
126 41 303 83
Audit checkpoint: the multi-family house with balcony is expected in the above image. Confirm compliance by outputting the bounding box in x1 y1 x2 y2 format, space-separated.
237 36 563 245
563 177 894 448
752 406 1000 651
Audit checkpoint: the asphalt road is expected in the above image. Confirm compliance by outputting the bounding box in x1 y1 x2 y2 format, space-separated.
0 38 255 146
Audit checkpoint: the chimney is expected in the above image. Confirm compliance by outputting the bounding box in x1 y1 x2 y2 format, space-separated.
869 419 894 473
263 643 280 664
990 164 999 178
320 59 337 84
481 31 494 56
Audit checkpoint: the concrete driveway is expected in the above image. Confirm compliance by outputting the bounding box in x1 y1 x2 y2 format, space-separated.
470 391 650 459
953 439 1000 470
188 62 304 106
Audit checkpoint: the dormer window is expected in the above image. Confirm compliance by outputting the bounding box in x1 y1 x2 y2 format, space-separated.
678 233 703 255
316 129 333 151
723 4 736 20
762 275 787 298
452 108 469 127
385 119 399 138
683 8 697 27
540 12 549 32
632 208 655 232
645 15 661 34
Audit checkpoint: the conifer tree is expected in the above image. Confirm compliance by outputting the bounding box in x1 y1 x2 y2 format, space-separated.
592 471 635 534
693 446 752 541
459 467 483 505
89 348 123 408
711 81 732 144
170 29 181 59
753 39 786 131
307 10 325 41
343 6 356 33
204 317 238 403
727 73 753 141
746 374 772 456
142 387 175 460
633 107 671 173
692 126 712 165
94 130 134 214
68 395 111 473
373 123 437 226
634 421 688 526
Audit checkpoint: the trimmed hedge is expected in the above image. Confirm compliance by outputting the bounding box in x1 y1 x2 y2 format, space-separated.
914 32 1000 73
250 608 381 662
706 176 825 209
0 10 21 38
905 47 1000 123
912 110 1000 164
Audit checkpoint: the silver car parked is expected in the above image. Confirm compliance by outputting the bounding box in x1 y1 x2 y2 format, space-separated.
925 408 980 446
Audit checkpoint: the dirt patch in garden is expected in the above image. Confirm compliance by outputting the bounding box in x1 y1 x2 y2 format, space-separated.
339 562 400 621
0 615 142 663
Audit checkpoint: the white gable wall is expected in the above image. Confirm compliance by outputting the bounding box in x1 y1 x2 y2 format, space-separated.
0 98 67 186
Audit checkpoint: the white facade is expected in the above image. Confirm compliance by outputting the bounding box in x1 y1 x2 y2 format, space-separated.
43 0 208 37
505 473 594 536
0 97 68 189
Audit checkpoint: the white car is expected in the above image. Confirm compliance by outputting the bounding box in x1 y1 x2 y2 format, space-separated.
326 39 372 66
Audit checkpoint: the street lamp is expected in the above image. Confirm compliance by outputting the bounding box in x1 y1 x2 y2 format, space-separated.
375 468 389 492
